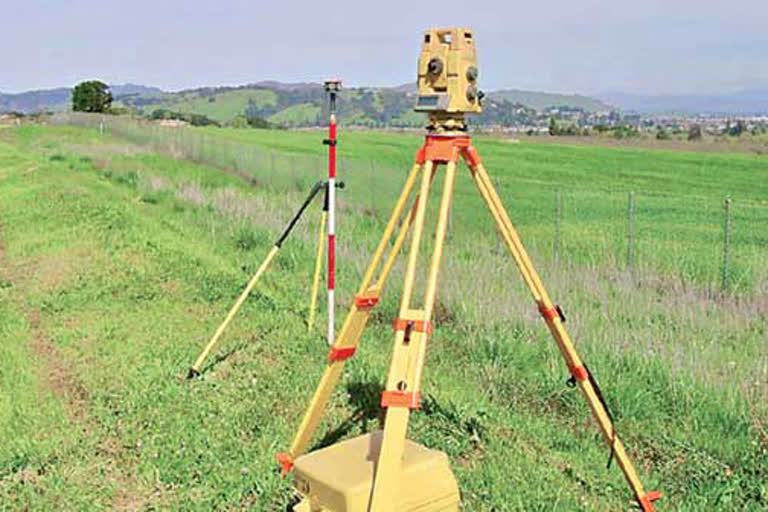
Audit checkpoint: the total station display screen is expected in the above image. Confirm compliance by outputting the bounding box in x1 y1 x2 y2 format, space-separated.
417 96 439 107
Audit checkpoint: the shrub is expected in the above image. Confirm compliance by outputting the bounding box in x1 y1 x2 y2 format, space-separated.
688 124 703 141
234 223 259 251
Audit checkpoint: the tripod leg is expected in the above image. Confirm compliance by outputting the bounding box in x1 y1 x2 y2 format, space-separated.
370 157 457 512
189 181 326 378
465 155 660 511
307 208 327 331
188 246 279 378
375 166 438 290
279 162 425 472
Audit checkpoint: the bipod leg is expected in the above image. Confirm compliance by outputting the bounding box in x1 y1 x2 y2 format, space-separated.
464 152 661 511
188 180 326 378
278 161 426 473
307 186 328 331
370 156 457 512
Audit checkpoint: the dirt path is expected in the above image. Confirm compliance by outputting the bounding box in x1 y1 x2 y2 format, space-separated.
26 310 91 423
0 215 90 422
0 215 155 510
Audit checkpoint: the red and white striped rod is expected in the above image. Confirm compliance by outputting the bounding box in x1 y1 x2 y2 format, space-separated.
324 80 341 346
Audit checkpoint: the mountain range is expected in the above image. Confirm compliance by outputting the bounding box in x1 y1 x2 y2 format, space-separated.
1 82 612 124
4 82 767 121
0 84 162 114
598 90 768 115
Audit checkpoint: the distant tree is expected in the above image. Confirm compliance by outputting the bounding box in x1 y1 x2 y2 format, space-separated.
656 127 671 140
613 124 639 139
188 113 219 127
246 113 271 129
688 124 703 141
232 115 249 129
548 117 558 136
72 81 113 113
728 120 746 137
150 109 170 120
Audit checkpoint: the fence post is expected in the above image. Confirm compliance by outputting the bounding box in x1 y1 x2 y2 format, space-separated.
554 190 562 267
721 197 732 292
369 158 377 217
269 151 276 188
627 191 635 267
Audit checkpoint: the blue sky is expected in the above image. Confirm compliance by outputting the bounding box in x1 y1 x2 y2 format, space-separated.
2 0 767 95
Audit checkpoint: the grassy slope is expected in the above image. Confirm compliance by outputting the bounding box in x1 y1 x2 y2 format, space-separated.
138 89 278 123
0 125 765 510
267 103 320 124
489 90 612 112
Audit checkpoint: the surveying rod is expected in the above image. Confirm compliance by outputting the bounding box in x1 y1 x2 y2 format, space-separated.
323 79 341 346
188 179 343 379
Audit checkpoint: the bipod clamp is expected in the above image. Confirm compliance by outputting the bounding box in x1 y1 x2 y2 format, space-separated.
321 180 345 209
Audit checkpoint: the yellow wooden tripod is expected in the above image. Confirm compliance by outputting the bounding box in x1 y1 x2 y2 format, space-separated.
277 132 661 511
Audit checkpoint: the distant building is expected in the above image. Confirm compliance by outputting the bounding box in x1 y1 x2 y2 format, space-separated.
0 114 22 126
156 119 188 128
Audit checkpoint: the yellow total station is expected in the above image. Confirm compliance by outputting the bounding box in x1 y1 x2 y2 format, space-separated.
415 27 483 121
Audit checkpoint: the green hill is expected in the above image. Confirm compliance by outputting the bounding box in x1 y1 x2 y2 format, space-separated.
4 82 612 125
267 103 321 124
118 82 613 127
489 89 612 112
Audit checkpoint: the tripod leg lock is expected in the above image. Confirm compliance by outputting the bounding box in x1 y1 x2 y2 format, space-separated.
381 390 421 410
392 318 432 339
538 303 566 323
354 294 379 310
566 363 588 386
328 346 356 363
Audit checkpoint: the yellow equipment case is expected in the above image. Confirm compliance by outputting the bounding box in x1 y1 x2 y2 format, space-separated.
292 432 460 512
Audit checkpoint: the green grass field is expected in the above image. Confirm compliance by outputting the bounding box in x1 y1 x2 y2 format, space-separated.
1 123 766 510
101 118 768 292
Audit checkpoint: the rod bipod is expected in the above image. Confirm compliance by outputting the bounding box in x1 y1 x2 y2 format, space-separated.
278 133 661 512
187 179 344 379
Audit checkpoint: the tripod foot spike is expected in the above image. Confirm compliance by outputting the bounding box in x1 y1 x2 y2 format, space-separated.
187 367 200 379
639 490 663 511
